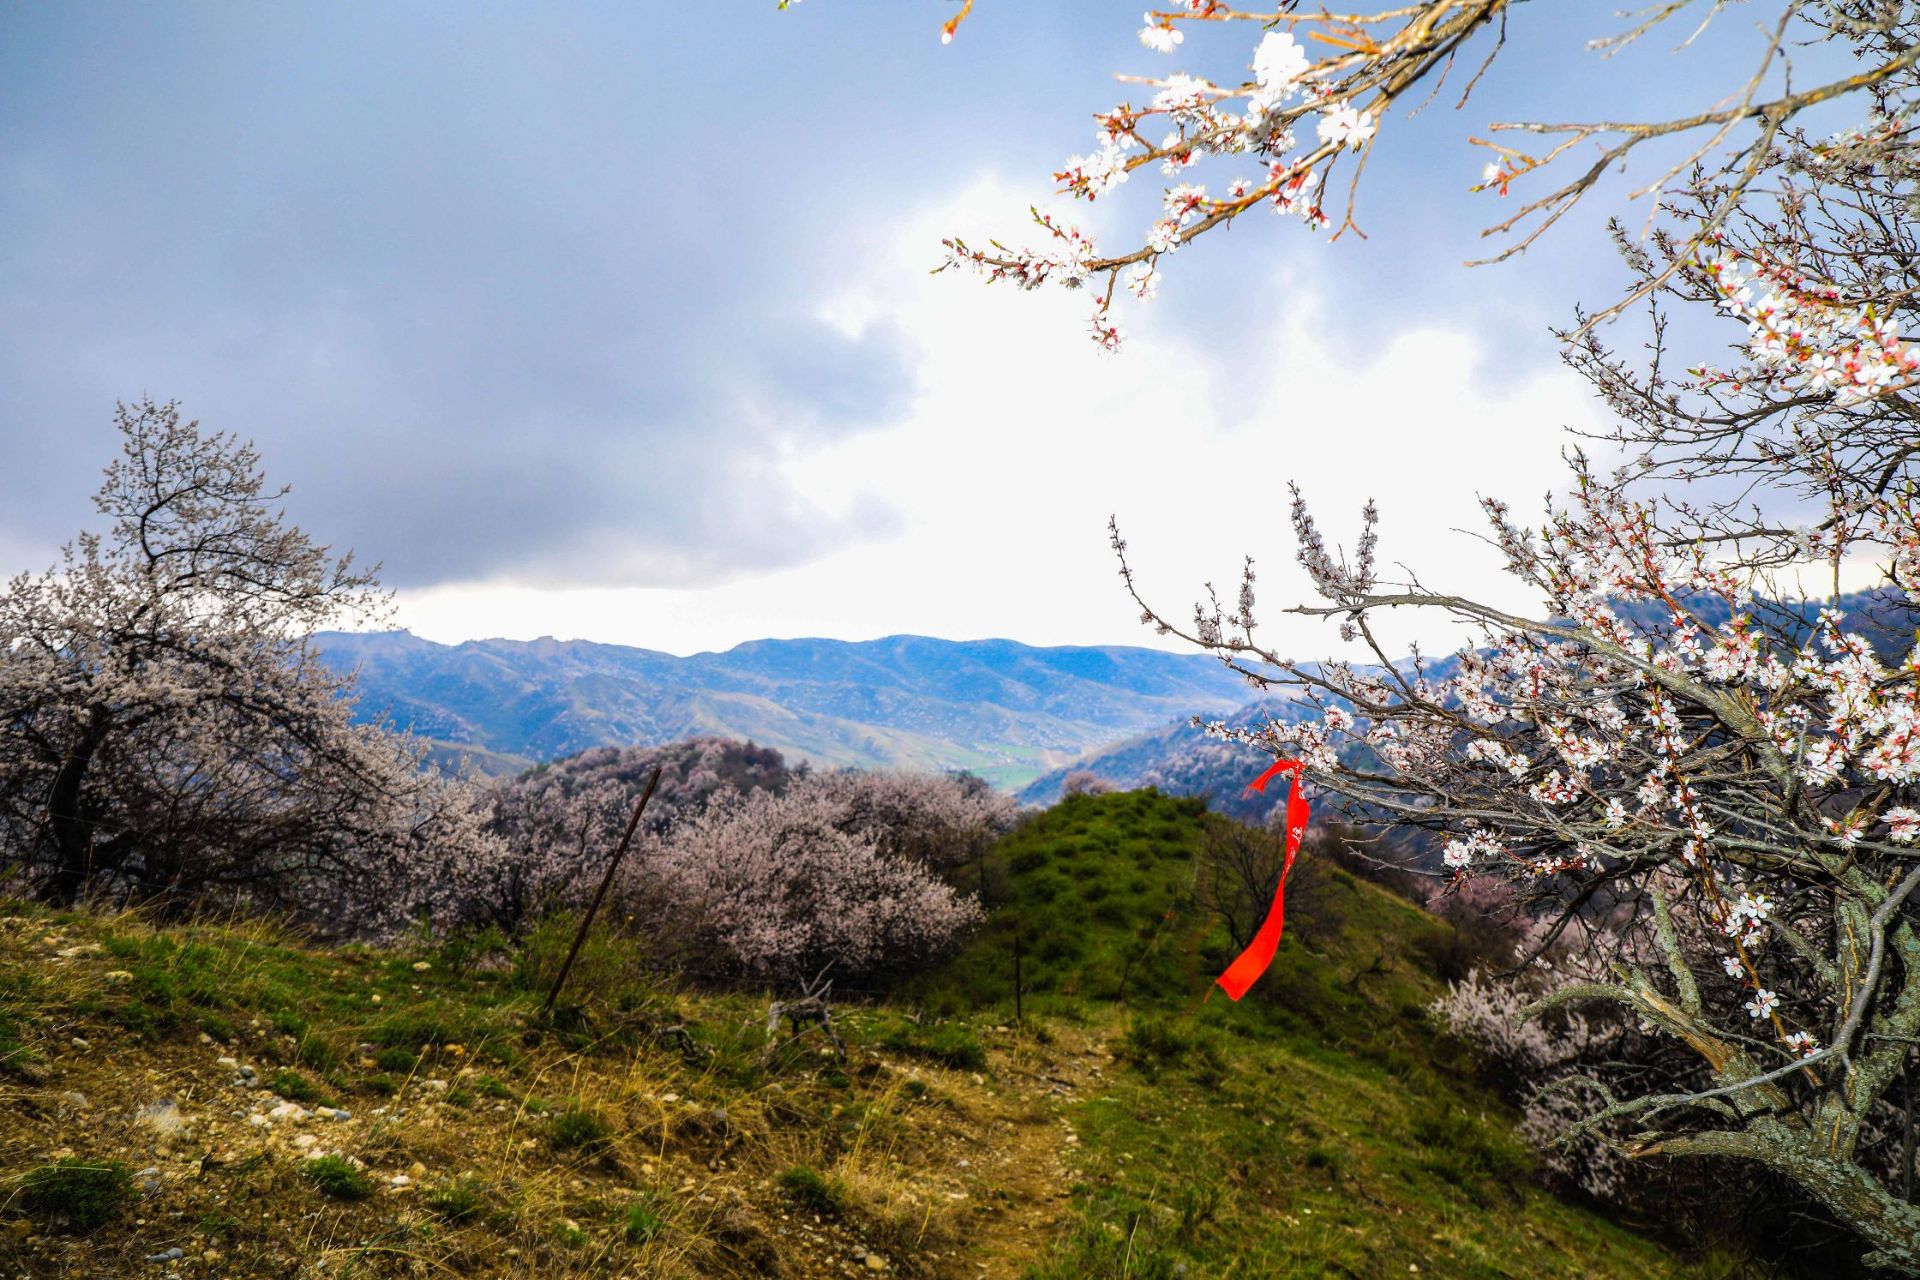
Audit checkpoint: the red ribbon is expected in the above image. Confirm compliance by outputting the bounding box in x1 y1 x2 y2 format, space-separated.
1213 759 1309 1002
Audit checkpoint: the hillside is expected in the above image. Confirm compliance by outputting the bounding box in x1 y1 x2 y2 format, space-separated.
315 631 1266 788
1016 698 1306 817
0 793 1705 1278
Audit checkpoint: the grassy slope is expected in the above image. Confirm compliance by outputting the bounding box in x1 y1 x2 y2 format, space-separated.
912 790 1696 1279
0 791 1701 1278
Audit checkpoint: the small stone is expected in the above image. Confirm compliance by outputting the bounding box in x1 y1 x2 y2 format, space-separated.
143 1246 185 1263
69 1036 91 1050
660 1093 679 1103
104 970 134 984
216 1057 239 1069
865 1253 888 1271
412 961 431 972
59 1090 89 1111
408 1161 427 1178
291 1135 318 1150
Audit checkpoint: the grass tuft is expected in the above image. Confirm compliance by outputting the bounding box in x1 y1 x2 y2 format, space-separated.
19 1158 134 1232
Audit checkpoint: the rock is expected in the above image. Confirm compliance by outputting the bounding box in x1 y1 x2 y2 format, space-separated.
104 970 134 984
143 1246 185 1263
57 943 102 959
69 1036 91 1050
59 1090 89 1111
412 961 431 971
865 1253 889 1271
216 1057 239 1069
407 1161 426 1178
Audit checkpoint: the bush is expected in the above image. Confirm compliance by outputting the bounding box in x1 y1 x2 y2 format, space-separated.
300 1156 372 1201
19 1158 134 1232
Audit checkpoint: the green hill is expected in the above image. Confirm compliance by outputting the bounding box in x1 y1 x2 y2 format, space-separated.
0 793 1707 1278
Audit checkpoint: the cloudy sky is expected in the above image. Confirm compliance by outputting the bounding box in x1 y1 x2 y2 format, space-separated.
1 3 1799 658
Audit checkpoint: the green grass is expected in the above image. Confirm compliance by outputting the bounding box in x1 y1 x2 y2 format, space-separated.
0 793 1711 1278
266 1068 334 1106
299 1155 373 1201
775 1165 844 1217
623 1199 665 1244
547 1106 613 1153
425 1177 488 1223
903 788 1693 1279
18 1157 134 1232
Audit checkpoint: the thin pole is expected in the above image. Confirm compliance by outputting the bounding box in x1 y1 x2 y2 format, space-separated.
543 767 663 1018
1013 932 1024 1025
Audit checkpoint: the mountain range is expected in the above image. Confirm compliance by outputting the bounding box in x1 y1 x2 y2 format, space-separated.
313 630 1268 788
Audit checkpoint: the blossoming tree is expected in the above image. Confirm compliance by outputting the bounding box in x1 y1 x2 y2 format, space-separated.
880 0 1920 1265
929 1 1919 350
0 400 496 933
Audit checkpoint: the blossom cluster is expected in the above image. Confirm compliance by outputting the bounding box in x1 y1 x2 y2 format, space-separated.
1690 244 1920 405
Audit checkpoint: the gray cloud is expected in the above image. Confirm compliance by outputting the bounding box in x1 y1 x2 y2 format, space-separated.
0 4 924 589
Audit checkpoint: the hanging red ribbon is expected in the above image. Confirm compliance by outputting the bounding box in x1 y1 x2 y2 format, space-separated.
1213 759 1309 1002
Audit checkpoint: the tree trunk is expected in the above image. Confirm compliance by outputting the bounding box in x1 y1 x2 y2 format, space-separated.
46 708 109 904
1656 1125 1920 1273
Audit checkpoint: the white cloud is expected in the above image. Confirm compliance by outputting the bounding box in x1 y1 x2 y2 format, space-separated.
394 175 1605 660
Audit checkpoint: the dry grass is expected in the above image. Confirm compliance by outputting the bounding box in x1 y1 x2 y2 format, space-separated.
0 904 1085 1279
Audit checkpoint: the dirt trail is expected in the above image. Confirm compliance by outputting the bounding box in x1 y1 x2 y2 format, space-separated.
936 1022 1110 1280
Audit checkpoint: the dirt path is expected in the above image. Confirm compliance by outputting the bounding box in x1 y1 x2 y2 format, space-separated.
938 1022 1110 1280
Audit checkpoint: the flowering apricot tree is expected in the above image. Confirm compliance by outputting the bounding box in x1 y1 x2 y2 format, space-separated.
0 400 497 933
850 0 1920 1259
1110 117 1920 1280
925 1 1920 350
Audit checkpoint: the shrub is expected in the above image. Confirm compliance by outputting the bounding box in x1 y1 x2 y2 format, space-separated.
19 1158 134 1232
299 1155 372 1201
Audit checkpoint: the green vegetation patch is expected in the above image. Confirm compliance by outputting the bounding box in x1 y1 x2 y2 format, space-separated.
18 1158 134 1232
299 1155 373 1201
775 1165 844 1216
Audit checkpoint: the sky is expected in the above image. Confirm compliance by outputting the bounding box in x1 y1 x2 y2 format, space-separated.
0 2 1825 659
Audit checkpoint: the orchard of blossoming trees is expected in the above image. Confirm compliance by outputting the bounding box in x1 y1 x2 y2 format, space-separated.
917 0 1920 1266
0 411 1011 982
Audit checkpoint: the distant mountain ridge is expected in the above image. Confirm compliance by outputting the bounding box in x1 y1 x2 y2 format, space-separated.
313 630 1264 788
